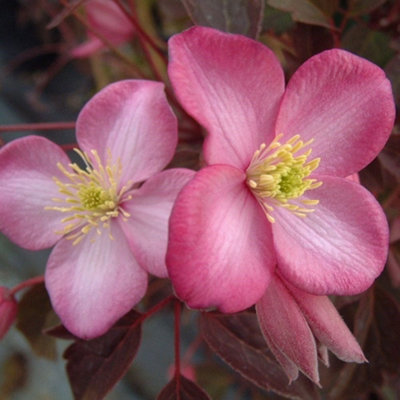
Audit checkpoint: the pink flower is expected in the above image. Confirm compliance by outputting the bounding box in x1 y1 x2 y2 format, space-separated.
0 80 194 339
71 0 135 58
256 273 365 383
0 287 18 339
166 27 395 312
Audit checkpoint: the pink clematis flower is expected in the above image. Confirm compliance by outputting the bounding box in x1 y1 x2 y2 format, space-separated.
166 27 395 313
256 273 366 383
70 0 135 58
0 80 194 339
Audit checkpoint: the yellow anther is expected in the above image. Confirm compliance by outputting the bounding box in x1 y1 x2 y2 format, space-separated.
45 148 131 245
246 134 322 223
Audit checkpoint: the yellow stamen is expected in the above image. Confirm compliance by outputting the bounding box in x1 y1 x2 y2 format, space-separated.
246 134 322 222
45 148 131 244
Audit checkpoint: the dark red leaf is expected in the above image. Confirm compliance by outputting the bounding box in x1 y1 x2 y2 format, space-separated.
328 287 400 399
267 0 335 29
16 283 59 360
347 0 388 16
64 310 142 400
157 374 211 400
379 135 400 182
45 324 78 340
200 311 320 399
181 0 264 38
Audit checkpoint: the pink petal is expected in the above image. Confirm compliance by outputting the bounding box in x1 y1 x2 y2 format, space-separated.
259 324 300 383
285 280 366 363
168 26 285 170
256 275 319 383
276 49 395 177
317 343 329 367
166 165 275 312
0 136 71 250
120 168 195 278
45 221 147 339
70 37 104 58
76 80 177 185
86 0 134 44
273 176 388 295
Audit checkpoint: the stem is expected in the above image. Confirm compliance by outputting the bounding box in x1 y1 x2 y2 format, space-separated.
174 300 182 398
141 295 174 321
0 122 75 133
113 0 167 63
59 0 148 78
9 276 45 297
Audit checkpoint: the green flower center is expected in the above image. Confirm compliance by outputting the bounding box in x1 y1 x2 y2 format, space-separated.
45 149 131 244
246 134 322 223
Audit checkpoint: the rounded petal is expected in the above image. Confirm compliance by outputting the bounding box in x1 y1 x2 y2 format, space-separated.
70 37 104 58
76 80 178 185
168 26 285 170
120 168 195 278
273 176 389 295
285 280 366 363
276 49 395 177
166 165 275 312
86 0 134 43
45 221 147 339
256 275 319 383
0 136 70 250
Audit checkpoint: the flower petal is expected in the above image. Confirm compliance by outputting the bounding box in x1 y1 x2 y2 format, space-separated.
85 0 134 44
259 323 300 383
273 176 388 295
120 168 195 278
76 80 177 185
285 280 366 363
167 165 275 312
45 221 147 339
168 26 285 170
276 49 395 177
256 275 319 383
0 136 70 250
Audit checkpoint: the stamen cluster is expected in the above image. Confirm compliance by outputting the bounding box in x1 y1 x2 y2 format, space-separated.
45 149 131 244
246 134 322 223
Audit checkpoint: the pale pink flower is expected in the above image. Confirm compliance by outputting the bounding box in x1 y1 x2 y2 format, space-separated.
0 80 194 339
71 0 135 58
0 287 18 339
166 27 395 312
256 273 365 383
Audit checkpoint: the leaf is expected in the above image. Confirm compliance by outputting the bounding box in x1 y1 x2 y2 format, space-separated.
157 374 211 400
267 0 335 29
0 352 28 398
16 283 59 360
385 54 400 111
181 0 265 38
342 23 394 66
347 0 388 16
329 287 400 399
200 312 320 400
64 310 142 400
387 247 400 287
378 135 400 182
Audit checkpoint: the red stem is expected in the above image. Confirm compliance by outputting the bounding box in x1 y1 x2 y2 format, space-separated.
174 300 182 399
0 122 75 133
112 0 167 63
9 276 45 297
141 295 174 321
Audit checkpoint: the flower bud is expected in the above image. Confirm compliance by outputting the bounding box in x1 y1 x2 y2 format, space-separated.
0 287 18 339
